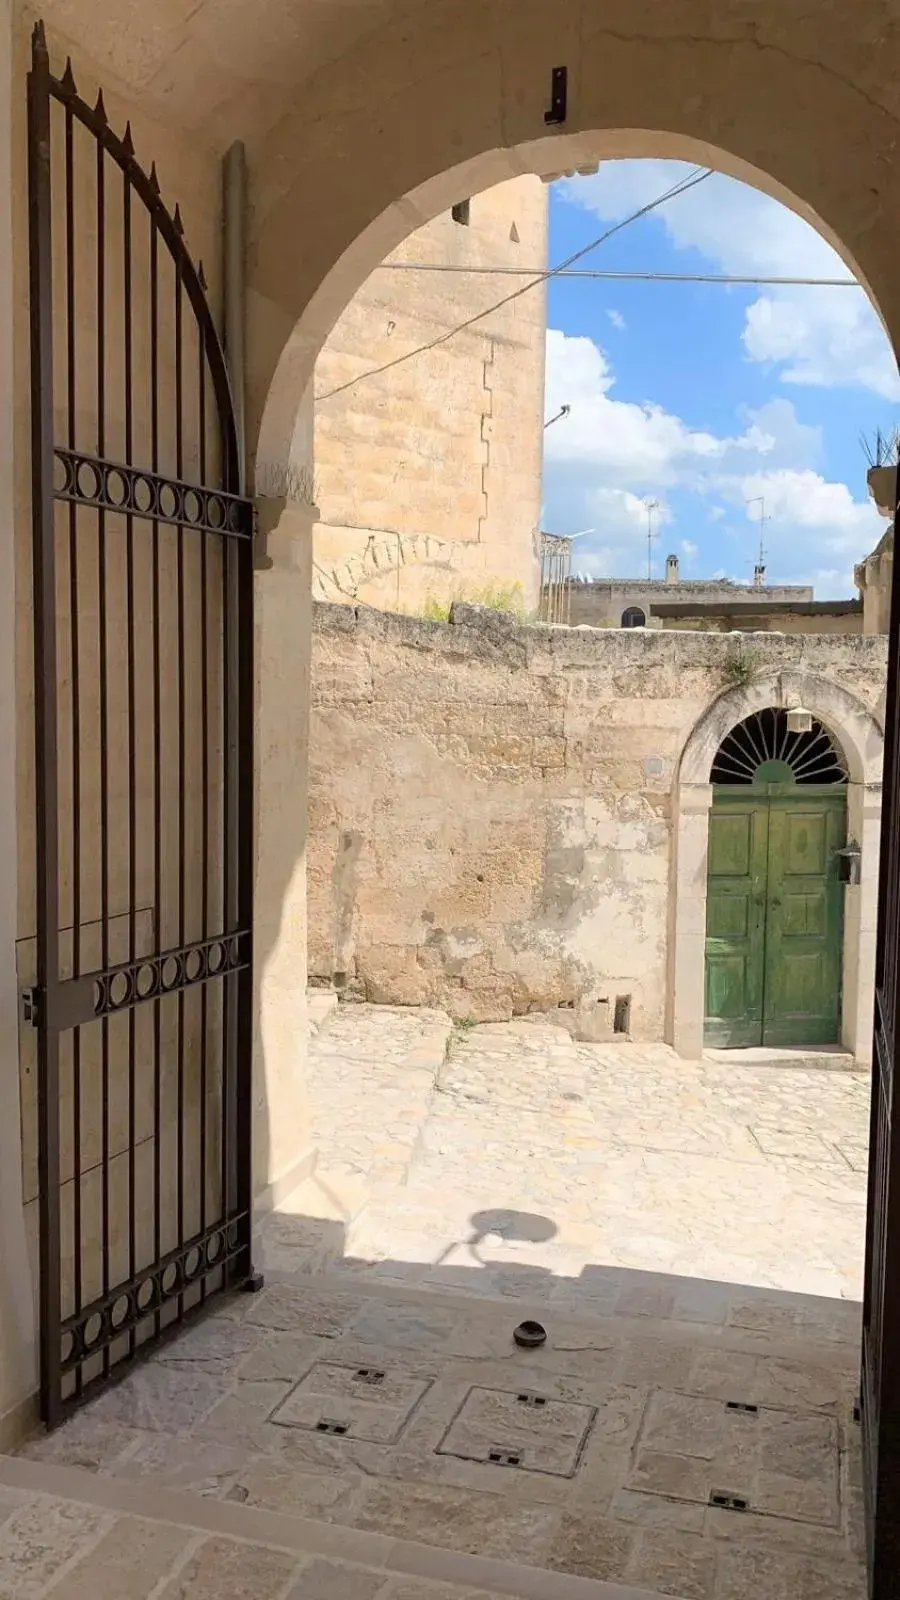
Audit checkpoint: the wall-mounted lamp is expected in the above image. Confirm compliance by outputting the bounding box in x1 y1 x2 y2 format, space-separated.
836 843 862 885
786 705 813 734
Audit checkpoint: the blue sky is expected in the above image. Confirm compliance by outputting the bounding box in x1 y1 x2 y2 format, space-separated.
542 163 899 595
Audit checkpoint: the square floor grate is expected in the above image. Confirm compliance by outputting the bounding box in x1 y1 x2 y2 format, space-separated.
436 1385 595 1478
627 1389 841 1528
270 1362 431 1443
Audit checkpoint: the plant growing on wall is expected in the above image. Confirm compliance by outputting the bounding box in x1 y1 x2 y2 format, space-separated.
721 644 762 688
421 582 525 623
860 427 900 468
861 429 900 519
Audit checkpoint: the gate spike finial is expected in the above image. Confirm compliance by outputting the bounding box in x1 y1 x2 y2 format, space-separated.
60 57 77 95
31 20 49 65
173 203 184 236
122 121 135 158
94 88 108 125
149 162 161 195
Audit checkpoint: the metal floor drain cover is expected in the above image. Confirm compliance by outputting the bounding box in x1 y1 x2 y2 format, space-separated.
437 1385 595 1477
271 1361 431 1443
710 1490 749 1512
627 1391 840 1528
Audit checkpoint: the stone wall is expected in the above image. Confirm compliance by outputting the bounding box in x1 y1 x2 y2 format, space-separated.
309 603 887 1040
313 177 547 614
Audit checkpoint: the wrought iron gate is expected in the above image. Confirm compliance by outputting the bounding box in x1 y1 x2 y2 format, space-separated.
862 457 900 1587
27 22 255 1426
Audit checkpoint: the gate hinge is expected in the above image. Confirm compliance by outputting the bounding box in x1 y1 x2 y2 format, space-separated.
544 65 568 126
21 988 40 1027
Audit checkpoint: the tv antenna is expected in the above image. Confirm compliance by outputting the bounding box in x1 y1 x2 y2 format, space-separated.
643 499 660 579
746 496 770 585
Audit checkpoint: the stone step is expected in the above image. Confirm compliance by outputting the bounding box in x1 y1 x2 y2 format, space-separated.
704 1045 860 1073
0 1452 668 1600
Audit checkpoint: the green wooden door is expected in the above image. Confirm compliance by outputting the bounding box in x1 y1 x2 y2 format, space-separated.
762 789 845 1046
704 785 845 1048
704 797 768 1046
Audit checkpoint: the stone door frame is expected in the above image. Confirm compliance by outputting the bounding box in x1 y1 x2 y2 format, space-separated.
669 671 884 1063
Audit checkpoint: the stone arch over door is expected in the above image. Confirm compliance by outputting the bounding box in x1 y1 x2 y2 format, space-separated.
669 672 884 1061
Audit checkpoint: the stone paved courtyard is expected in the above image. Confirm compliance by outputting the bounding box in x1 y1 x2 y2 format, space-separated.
301 1005 869 1303
7 1004 871 1599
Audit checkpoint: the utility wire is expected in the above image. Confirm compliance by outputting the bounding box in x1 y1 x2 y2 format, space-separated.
378 264 859 288
316 165 713 403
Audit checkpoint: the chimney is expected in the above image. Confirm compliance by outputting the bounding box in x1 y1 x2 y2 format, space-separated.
665 553 679 585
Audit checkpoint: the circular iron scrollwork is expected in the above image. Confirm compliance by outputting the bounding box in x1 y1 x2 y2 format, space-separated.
712 707 848 786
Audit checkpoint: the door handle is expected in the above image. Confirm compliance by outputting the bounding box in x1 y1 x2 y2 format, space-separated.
771 897 781 909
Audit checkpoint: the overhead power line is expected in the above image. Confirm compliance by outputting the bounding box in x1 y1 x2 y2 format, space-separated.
316 165 713 403
378 264 859 288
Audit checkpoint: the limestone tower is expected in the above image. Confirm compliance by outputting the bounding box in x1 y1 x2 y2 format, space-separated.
312 177 548 614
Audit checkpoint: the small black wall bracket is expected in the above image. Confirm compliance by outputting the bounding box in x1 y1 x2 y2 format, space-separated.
544 65 568 126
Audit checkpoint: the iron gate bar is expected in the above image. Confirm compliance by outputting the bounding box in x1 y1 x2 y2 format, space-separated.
28 16 63 1428
63 83 83 1397
52 449 253 538
28 20 255 1427
59 1213 250 1378
861 415 900 1589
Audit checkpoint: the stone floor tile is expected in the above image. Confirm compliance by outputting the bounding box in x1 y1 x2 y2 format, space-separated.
236 1332 322 1382
0 1496 113 1599
44 1515 193 1598
714 1542 866 1599
545 1510 635 1582
155 1536 299 1598
243 1286 361 1338
283 1557 387 1599
83 1362 223 1433
110 1433 249 1497
350 1300 458 1351
192 1380 292 1453
609 1490 706 1532
626 1527 717 1599
350 1480 560 1564
224 1456 364 1519
380 1587 513 1600
0 1490 30 1531
19 1408 141 1473
154 1314 264 1375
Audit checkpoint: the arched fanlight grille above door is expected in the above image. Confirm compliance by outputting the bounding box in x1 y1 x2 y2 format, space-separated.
711 707 848 786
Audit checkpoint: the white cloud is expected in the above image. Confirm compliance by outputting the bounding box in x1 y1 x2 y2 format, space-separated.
544 328 742 487
712 468 879 554
607 308 627 331
559 161 900 399
542 327 882 589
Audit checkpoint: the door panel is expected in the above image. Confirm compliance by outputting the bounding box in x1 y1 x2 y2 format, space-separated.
762 796 844 1047
27 28 255 1426
704 801 768 1046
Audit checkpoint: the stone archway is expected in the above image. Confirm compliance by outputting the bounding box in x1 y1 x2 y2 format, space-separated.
669 671 884 1061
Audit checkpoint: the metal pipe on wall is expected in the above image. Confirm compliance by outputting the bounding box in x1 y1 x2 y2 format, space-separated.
222 141 246 492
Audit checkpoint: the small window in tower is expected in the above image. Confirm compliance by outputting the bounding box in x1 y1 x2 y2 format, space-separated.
451 199 471 226
509 221 520 243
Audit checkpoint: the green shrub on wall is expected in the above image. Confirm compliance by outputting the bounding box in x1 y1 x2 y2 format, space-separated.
421 582 526 622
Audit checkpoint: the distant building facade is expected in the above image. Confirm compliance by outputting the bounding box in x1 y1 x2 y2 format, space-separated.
566 552 835 632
